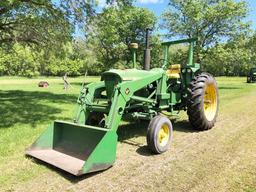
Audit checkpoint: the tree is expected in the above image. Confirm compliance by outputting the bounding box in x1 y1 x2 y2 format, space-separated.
162 0 250 62
0 0 139 77
203 33 253 76
0 0 71 49
0 44 40 77
85 6 157 71
248 32 256 67
0 0 133 49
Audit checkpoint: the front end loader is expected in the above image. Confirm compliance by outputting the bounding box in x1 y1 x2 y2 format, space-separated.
26 30 219 176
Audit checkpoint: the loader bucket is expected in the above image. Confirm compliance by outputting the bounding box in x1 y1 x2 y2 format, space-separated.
26 120 117 176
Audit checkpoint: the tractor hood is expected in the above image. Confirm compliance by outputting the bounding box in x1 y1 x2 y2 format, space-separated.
101 68 164 82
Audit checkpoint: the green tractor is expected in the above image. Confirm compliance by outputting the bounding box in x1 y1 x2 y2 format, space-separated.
247 67 256 83
26 30 219 176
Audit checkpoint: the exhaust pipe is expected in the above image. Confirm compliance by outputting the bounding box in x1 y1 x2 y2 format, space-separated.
144 28 151 71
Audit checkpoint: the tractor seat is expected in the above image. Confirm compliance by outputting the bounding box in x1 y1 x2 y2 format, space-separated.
166 64 181 79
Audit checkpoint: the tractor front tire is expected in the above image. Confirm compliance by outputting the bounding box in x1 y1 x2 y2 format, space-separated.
86 111 105 127
187 73 219 131
147 115 173 154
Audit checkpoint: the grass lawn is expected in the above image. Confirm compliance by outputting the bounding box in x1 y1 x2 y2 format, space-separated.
0 76 256 192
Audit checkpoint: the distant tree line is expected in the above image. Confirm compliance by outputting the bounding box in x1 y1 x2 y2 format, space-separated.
0 0 255 77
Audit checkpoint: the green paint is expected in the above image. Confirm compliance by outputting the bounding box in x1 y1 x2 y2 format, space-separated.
30 124 54 149
82 131 117 173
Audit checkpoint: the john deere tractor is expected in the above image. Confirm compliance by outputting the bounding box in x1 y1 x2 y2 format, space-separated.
247 67 256 83
26 30 219 176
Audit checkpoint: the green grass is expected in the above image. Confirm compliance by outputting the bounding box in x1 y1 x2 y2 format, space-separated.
0 76 256 192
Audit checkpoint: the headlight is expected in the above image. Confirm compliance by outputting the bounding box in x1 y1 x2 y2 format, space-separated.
187 69 192 73
182 69 186 73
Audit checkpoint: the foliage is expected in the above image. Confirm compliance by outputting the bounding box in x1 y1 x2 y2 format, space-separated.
0 0 72 50
0 44 39 77
0 2 159 76
85 6 157 70
0 43 88 77
0 0 135 48
162 0 250 61
168 44 189 66
203 33 255 76
0 0 255 77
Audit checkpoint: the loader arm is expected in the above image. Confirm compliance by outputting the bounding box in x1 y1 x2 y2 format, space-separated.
80 69 165 132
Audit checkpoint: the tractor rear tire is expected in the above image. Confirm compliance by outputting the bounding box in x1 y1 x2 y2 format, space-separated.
146 115 173 154
187 73 219 131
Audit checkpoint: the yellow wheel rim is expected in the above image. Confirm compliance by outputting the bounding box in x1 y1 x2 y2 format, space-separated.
158 124 169 147
204 83 218 121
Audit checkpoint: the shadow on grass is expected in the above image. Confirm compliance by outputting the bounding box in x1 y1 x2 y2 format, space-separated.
218 86 241 90
117 118 197 156
70 82 92 86
0 90 77 128
117 119 196 142
56 82 92 87
29 157 105 183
